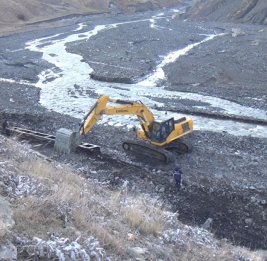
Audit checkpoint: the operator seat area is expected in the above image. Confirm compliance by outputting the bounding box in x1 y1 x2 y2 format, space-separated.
148 118 175 143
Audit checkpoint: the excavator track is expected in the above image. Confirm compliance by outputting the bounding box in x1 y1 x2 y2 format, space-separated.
122 140 174 164
164 140 192 155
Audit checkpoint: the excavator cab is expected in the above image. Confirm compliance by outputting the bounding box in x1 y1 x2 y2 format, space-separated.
148 118 175 143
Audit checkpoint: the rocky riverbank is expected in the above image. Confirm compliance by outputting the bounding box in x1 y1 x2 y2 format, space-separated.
0 0 266 257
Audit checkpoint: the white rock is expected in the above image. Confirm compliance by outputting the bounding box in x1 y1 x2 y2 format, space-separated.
231 28 245 37
128 247 148 257
245 218 253 225
172 12 182 19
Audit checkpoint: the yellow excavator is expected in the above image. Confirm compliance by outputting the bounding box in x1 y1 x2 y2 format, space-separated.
54 95 193 163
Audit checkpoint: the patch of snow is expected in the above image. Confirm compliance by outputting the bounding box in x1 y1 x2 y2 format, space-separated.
22 235 107 261
0 172 45 198
162 225 219 249
0 77 35 86
14 176 44 197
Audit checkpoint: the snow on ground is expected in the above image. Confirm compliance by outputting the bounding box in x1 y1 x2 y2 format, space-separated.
21 235 107 261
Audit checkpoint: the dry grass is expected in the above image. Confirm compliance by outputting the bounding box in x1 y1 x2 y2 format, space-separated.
13 198 63 238
109 186 166 236
2 137 265 260
122 202 165 235
74 216 124 254
11 155 167 256
17 157 166 234
13 157 127 254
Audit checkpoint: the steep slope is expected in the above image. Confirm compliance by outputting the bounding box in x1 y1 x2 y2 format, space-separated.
0 0 182 34
187 0 267 24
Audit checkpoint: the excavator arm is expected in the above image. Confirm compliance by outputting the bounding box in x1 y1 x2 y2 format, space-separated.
79 96 155 136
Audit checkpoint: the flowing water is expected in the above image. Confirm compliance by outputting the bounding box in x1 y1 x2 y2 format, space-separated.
2 9 267 138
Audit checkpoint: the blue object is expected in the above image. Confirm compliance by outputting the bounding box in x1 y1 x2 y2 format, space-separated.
172 167 183 188
174 167 182 173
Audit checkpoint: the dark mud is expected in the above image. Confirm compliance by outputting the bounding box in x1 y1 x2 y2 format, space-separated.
0 6 267 250
170 185 267 250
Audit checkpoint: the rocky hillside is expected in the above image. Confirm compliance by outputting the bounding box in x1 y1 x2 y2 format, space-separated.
0 0 181 34
187 0 267 25
0 135 266 260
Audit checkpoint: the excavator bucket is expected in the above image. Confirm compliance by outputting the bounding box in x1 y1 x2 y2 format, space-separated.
54 128 81 154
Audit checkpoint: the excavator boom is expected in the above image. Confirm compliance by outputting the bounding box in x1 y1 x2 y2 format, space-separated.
79 96 155 135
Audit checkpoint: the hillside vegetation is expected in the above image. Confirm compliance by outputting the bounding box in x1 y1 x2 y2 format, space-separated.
1 135 266 260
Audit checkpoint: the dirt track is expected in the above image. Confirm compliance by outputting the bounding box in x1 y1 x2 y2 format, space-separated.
0 2 266 250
